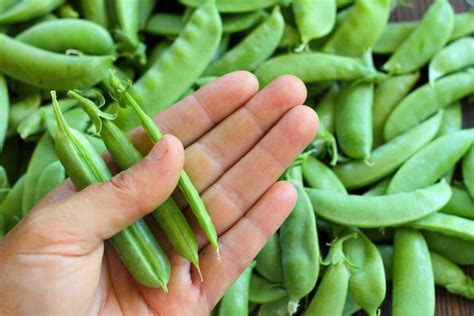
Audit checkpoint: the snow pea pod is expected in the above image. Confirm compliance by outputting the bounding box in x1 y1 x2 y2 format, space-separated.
384 70 474 140
424 231 474 265
306 180 451 228
383 0 454 74
33 160 64 204
302 156 346 194
180 0 288 13
408 213 474 242
79 0 109 28
0 175 25 232
256 233 284 283
440 185 474 219
392 228 434 316
463 144 474 199
218 263 255 316
429 37 474 83
334 111 442 189
0 0 63 24
249 274 288 304
0 166 10 203
6 92 41 137
204 6 283 76
0 73 8 151
387 129 474 194
313 83 339 133
293 0 336 44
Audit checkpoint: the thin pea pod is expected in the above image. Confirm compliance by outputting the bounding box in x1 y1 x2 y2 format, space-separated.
334 111 442 189
145 13 184 36
204 6 284 76
51 91 170 290
6 92 41 137
387 129 474 194
383 0 454 74
408 213 474 242
437 102 462 137
372 72 419 147
302 156 346 194
308 124 338 166
363 177 391 197
249 273 287 304
463 144 474 199
313 83 339 133
0 73 8 151
33 160 64 204
0 0 63 24
424 231 474 265
79 0 109 28
180 0 288 13
323 0 390 57
256 233 284 283
0 166 10 203
57 3 78 19
110 75 219 254
218 262 255 316
116 0 222 131
384 70 474 140
440 185 474 219
221 11 266 33
255 52 382 87
450 9 474 40
0 175 25 232
293 0 336 45
306 180 451 228
258 299 291 316
0 34 115 90
16 19 115 55
429 37 474 83
69 90 200 272
392 228 434 316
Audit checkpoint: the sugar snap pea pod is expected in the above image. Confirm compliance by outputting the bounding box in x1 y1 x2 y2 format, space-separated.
0 73 8 151
437 102 462 138
463 145 474 199
257 299 291 316
222 11 267 33
424 231 474 265
139 40 172 74
372 72 419 147
255 52 381 87
440 185 474 219
51 91 170 289
429 37 474 83
278 23 299 49
16 19 115 55
116 0 222 131
0 0 17 14
110 76 220 254
363 177 391 197
69 90 200 271
336 81 374 160
387 129 474 194
384 70 474 141
204 6 284 76
0 175 25 232
334 111 442 189
308 124 338 166
32 160 64 205
408 213 474 242
57 3 79 19
306 180 451 228
343 228 385 316
0 166 10 203
79 0 109 28
180 0 288 13
450 9 474 41
392 228 434 316
249 273 288 304
218 262 255 316
6 92 41 137
383 0 454 74
0 34 115 90
342 292 361 316
293 0 336 45
256 233 284 283
302 156 346 194
145 13 184 36
0 0 63 24
323 0 390 57
313 83 339 133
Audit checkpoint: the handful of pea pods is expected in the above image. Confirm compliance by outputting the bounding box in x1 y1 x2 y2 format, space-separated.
0 0 474 314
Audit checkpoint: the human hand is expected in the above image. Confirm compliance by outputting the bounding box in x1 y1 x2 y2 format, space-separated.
0 72 318 315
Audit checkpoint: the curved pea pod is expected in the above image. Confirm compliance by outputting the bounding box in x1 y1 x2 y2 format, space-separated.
293 0 336 44
0 0 63 24
222 10 266 33
408 213 474 242
302 156 346 194
255 52 381 87
323 0 390 57
387 129 474 194
0 34 115 90
372 72 419 147
450 9 474 41
463 144 474 199
204 6 284 76
306 180 451 228
145 13 184 36
33 160 64 204
180 0 288 13
440 185 474 219
116 0 222 131
392 228 435 316
0 73 8 151
334 111 442 190
249 274 288 304
256 233 284 283
0 175 25 232
257 299 291 316
384 70 474 141
343 229 385 316
436 102 462 138
6 92 41 137
383 0 454 74
313 83 339 133
218 262 255 316
79 0 109 28
336 81 374 160
424 231 474 265
363 177 391 197
16 19 115 55
429 37 474 83
50 92 170 290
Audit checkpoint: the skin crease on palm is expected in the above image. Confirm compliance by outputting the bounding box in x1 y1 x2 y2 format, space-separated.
0 71 319 315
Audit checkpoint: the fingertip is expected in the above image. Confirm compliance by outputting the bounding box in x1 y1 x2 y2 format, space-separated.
272 180 298 216
272 75 307 104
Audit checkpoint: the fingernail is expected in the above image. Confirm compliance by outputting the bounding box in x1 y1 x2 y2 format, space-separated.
146 136 169 161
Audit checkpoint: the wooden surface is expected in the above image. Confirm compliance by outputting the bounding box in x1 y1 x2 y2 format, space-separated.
371 1 474 315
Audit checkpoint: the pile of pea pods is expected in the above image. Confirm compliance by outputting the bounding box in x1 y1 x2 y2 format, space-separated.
0 0 474 314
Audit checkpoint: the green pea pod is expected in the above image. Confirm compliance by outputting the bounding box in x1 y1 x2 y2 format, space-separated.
429 37 474 83
51 91 170 290
424 231 474 265
342 292 361 316
116 0 222 131
69 90 200 272
388 129 474 194
0 175 25 232
450 9 474 41
278 23 299 49
302 156 346 194
309 124 338 166
323 0 391 57
336 0 353 8
204 6 284 76
306 180 451 228
437 102 462 138
0 73 8 151
16 19 115 55
440 185 474 219
249 273 288 304
334 111 442 189
256 233 284 284
138 40 172 74
6 92 41 137
293 0 336 44
372 72 419 147
257 299 291 316
313 83 339 133
0 166 10 203
408 213 474 242
392 229 435 316
145 13 184 36
79 0 109 28
33 160 65 205
0 0 63 24
383 0 454 74
336 81 374 160
180 0 288 13
218 262 255 316
463 145 474 199
222 11 266 33
384 70 474 140
0 0 17 14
